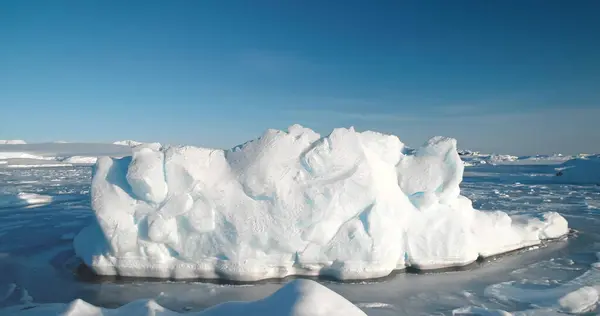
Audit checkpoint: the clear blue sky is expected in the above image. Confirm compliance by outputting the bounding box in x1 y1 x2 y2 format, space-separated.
1 0 599 154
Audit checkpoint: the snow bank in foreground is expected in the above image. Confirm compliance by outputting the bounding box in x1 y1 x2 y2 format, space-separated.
0 140 26 145
555 157 600 184
75 125 569 281
0 279 366 316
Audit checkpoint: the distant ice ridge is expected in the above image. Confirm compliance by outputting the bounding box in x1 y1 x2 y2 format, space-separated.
113 140 144 147
0 154 97 167
0 140 27 145
75 125 569 281
0 279 366 316
458 150 591 167
56 156 98 165
0 143 132 167
458 150 518 166
0 152 53 160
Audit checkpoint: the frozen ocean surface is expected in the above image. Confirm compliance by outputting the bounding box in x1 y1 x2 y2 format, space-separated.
0 162 599 315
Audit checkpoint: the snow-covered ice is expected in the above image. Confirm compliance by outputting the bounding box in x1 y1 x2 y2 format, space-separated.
0 279 366 316
74 125 569 281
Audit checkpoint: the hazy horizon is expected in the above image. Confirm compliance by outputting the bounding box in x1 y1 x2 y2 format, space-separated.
2 1 599 155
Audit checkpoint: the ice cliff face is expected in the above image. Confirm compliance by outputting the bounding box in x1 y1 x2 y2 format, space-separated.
75 125 568 281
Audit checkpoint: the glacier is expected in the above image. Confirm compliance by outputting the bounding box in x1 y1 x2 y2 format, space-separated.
74 125 569 281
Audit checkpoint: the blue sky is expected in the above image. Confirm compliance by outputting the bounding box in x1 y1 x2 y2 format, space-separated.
1 0 599 154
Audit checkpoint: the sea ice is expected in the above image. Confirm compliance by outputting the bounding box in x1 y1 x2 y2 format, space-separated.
74 125 569 281
0 279 367 316
459 253 600 314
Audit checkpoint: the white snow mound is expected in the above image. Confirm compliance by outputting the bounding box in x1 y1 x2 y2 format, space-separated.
0 279 366 316
74 125 569 281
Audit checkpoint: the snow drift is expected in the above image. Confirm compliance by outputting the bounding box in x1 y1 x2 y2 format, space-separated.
74 125 569 281
555 156 600 185
0 279 367 316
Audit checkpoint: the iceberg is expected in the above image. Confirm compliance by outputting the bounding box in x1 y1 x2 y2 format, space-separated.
74 125 569 281
555 156 600 185
0 279 367 316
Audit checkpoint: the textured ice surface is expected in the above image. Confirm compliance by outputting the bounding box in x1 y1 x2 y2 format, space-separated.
458 254 600 315
0 279 366 316
74 126 569 281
